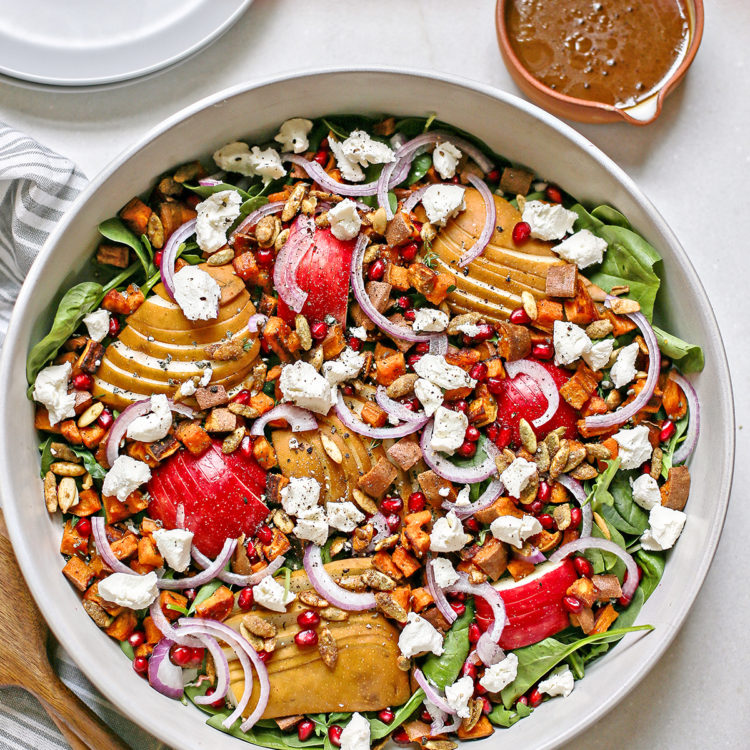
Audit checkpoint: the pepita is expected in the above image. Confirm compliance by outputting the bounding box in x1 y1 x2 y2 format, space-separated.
518 418 537 453
44 471 57 513
57 476 78 513
207 248 234 266
77 401 104 428
521 290 538 321
50 461 86 477
221 426 246 454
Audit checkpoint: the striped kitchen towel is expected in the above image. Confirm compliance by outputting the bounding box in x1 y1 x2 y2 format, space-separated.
0 121 167 750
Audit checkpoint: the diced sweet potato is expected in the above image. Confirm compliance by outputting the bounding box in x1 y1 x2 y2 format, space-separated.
321 324 347 359
60 520 88 557
143 616 164 644
546 264 578 298
160 590 188 621
661 465 690 511
58 419 82 444
249 391 275 416
373 551 404 581
105 610 138 641
591 603 619 634
233 252 261 283
662 378 688 420
591 574 622 600
474 496 523 524
253 436 277 470
386 436 423 471
195 585 234 621
570 605 595 634
564 279 600 325
386 264 410 291
406 263 437 298
119 197 152 236
101 284 145 315
62 556 94 592
79 423 106 450
567 577 599 607
360 401 388 428
375 351 406 387
495 321 531 361
392 546 421 578
403 511 432 557
125 490 149 515
535 299 564 332
263 316 301 361
69 488 102 517
138 536 164 568
467 394 497 427
603 308 637 337
385 212 415 247
261 528 291 561
102 494 132 524
34 407 62 434
560 361 602 410
110 534 138 562
358 457 398 499
424 272 456 306
204 407 237 433
472 537 508 581
410 587 434 613
96 243 130 268
175 421 212 455
445 348 481 371
417 470 456 507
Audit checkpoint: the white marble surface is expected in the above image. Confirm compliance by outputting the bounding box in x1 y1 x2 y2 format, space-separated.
1 0 748 747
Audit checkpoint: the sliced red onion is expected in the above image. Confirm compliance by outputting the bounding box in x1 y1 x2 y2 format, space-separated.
157 538 236 590
350 235 443 343
230 201 284 239
447 574 506 667
303 544 376 611
105 397 194 467
425 558 457 625
148 639 184 699
247 314 267 334
556 474 593 538
429 335 448 356
458 175 496 268
375 385 426 423
335 392 429 439
171 626 230 706
282 154 379 197
198 178 221 187
250 404 318 436
160 219 196 301
441 477 504 520
274 214 314 313
512 545 547 565
191 548 286 588
91 516 137 575
550 537 639 600
584 299 660 430
368 512 390 549
413 668 457 715
420 422 499 483
402 185 431 214
669 372 699 464
504 359 560 428
147 597 202 647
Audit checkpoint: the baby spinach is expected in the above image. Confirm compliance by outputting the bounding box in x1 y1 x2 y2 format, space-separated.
369 689 425 740
660 413 689 478
206 716 324 749
421 600 474 689
407 153 433 186
119 640 135 660
587 457 621 511
652 325 704 373
591 204 631 229
69 446 107 481
26 281 103 385
488 699 532 728
185 182 251 201
570 204 662 321
597 473 649 536
39 437 54 477
635 549 666 601
585 522 626 579
98 217 154 278
187 580 224 615
499 625 653 707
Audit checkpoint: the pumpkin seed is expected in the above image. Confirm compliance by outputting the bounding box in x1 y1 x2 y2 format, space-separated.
44 471 57 513
57 477 78 513
50 461 86 477
521 291 538 321
207 248 234 266
77 401 104 428
518 418 537 453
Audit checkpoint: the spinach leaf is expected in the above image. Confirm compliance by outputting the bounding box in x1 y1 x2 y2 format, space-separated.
488 700 532 728
591 205 631 229
652 325 704 373
585 521 626 579
448 435 493 473
570 204 662 321
119 640 135 660
206 715 325 749
369 689 425 740
98 217 154 278
70 446 107 481
587 458 621 511
39 437 54 477
232 195 270 233
635 549 665 601
187 580 223 615
26 281 103 385
598 473 649 536
612 586 645 630
320 115 377 139
407 153 433 186
421 600 474 689
499 625 653 707
101 261 140 295
185 182 251 201
660 413 689 478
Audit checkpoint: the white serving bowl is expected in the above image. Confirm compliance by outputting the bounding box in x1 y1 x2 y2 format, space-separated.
0 69 734 750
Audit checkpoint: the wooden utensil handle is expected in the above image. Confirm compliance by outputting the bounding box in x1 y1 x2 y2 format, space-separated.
48 711 91 750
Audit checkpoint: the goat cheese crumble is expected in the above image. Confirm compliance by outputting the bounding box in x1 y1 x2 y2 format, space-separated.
152 528 194 572
553 229 608 268
82 309 110 342
195 190 242 253
421 184 466 227
126 393 172 443
631 474 662 511
172 266 221 322
553 320 592 365
522 200 577 241
339 713 371 750
279 361 336 415
414 354 476 391
33 362 76 426
326 501 365 533
480 653 519 692
322 347 365 387
412 308 449 332
280 477 321 517
253 575 296 613
398 612 444 658
583 338 614 371
445 676 474 718
430 406 468 456
500 457 538 499
613 424 653 470
339 130 396 167
490 514 543 548
641 505 686 551
432 141 462 179
429 510 472 552
274 118 313 153
430 557 460 588
610 341 640 389
102 455 152 502
414 378 444 416
328 198 362 241
98 571 159 610
212 142 286 182
538 666 575 698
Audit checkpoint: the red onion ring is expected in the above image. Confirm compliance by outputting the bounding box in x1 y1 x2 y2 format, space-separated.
247 313 267 334
504 360 560 428
512 545 547 565
556 474 593 538
584 299 659 430
402 185 431 214
230 201 284 239
104 397 194 467
147 638 184 699
420 422 499 483
429 335 448 356
273 214 314 313
335 392 429 439
668 372 699 464
425 558 458 625
157 538 237 590
367 512 390 552
446 574 506 666
350 235 443 343
91 516 137 575
458 175 496 268
198 178 221 187
159 219 197 301
282 154 381 197
441 476 504 519
191 549 286 588
147 597 202 647
249 404 318 436
413 668 457 715
550 537 639 600
171 626 230 706
303 544 376 611
375 386 426 424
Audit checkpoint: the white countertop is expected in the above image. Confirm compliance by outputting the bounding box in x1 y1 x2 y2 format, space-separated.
1 0 748 747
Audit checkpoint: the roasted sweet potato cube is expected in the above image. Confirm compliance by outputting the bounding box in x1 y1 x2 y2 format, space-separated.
467 394 497 427
499 167 534 196
253 436 277 470
138 536 164 568
69 488 102 517
175 421 212 455
111 533 138 562
603 308 637 337
102 494 132 524
249 391 275 416
661 465 691 511
105 610 138 641
410 587 434 613
506 557 535 581
546 264 578 298
360 401 388 428
417 470 456 507
560 361 602 410
375 351 406 387
495 320 532 361
386 264 410 291
265 473 290 506
60 519 88 557
474 496 524 524
570 605 595 634
591 603 619 634
358 458 398 499
457 715 494 740
143 616 164 644
261 527 291 561
62 556 94 592
79 423 106 450
424 272 456 306
195 585 234 621
101 284 145 315
365 281 392 314
385 212 414 246
392 546 421 578
445 348 481 370
96 243 131 268
372 551 403 581
58 419 82 444
34 407 62 434
535 299 564 332
591 574 622 600
204 407 237 433
119 197 152 235
564 279 600 325
472 537 508 581
407 263 437 297
233 251 261 283
160 590 188 621
386 436 422 471
73 340 105 376
567 577 599 607
262 316 301 361
321 324 347 359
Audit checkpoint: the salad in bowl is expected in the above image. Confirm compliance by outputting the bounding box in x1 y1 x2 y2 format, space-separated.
28 113 702 749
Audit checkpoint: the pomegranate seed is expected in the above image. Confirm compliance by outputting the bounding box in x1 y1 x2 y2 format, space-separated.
537 480 551 502
397 295 410 310
237 587 254 611
127 630 145 649
481 696 492 714
486 169 500 182
256 248 274 266
532 341 554 360
75 518 91 537
474 682 487 696
132 656 149 676
450 601 466 616
310 321 328 340
509 307 531 326
367 259 386 281
256 525 273 545
545 185 563 203
385 513 401 532
297 609 321 629
188 647 205 666
464 518 479 533
381 496 404 514
563 595 583 614
298 720 315 742
246 545 260 564
295 629 319 648
573 556 593 578
512 221 531 244
420 708 432 722
451 592 466 601
659 420 676 442
154 251 164 267
408 492 426 512
319 138 329 150
474 323 494 341
377 708 395 724
487 377 504 396
328 725 343 747
452 399 468 414
464 425 480 442
457 440 477 458
313 150 328 166
170 645 194 667
570 507 582 527
400 243 418 261
642 462 652 475
530 499 544 515
392 728 411 745
415 341 430 354
618 595 632 607
402 398 421 412
538 513 556 530
407 353 422 369
108 317 121 338
468 623 481 644
342 384 354 396
257 649 272 663
240 435 253 458
97 409 114 429
528 688 543 708
450 176 461 184
462 660 477 679
205 687 225 708
487 423 500 442
469 362 488 381
347 336 363 352
404 309 416 322
73 373 92 391
516 695 529 707
233 389 251 404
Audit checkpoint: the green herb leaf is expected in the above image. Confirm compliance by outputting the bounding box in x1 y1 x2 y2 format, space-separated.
587 457 621 511
652 325 704 373
660 413 689 477
70 446 107 481
188 580 223 615
488 700 532 727
369 689 425 740
421 600 474 689
407 152 433 186
597 472 649 536
634 548 665 601
119 640 135 660
39 437 53 477
98 218 154 278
